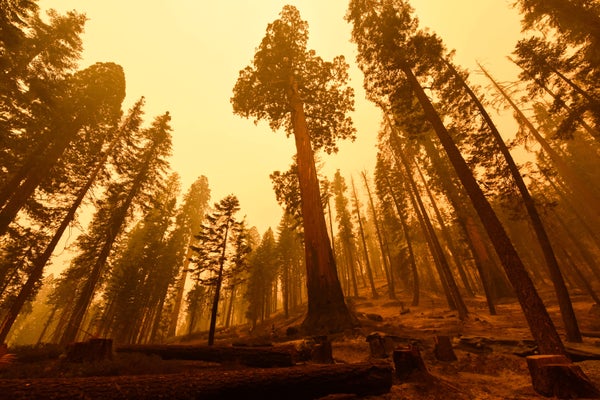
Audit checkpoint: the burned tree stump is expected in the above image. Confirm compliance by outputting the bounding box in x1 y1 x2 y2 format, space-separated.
434 336 457 362
310 335 333 364
366 332 388 359
526 354 600 398
64 338 113 363
366 332 407 359
393 345 429 380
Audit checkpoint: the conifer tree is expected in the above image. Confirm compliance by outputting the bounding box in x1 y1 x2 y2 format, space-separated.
232 6 356 333
189 195 245 345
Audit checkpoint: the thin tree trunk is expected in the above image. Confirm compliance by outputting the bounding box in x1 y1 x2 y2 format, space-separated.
464 216 497 315
350 178 378 299
383 174 419 306
400 64 565 355
167 247 193 338
208 221 231 346
36 306 57 345
361 171 396 300
225 285 236 329
413 159 475 297
561 249 600 305
388 131 467 318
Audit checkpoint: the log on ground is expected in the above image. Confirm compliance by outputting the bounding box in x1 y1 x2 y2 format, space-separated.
115 344 294 367
65 338 113 363
0 361 393 400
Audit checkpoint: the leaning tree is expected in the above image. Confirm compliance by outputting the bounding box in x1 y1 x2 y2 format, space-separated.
231 5 357 333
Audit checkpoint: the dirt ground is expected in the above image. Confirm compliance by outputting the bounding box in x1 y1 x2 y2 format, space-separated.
1 289 599 399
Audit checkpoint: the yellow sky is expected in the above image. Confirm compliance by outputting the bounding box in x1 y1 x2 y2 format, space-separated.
39 0 523 236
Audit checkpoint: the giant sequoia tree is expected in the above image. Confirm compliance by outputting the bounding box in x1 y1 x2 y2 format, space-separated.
231 5 357 333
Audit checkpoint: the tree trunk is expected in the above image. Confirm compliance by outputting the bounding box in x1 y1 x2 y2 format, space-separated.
388 129 468 319
286 77 356 333
414 159 475 296
464 216 498 315
383 174 419 306
351 178 378 299
362 171 396 299
167 246 193 338
401 64 565 355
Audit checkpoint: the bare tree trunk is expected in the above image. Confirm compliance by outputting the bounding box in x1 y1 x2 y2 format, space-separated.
413 159 475 297
167 246 193 338
362 171 396 300
350 178 378 299
388 132 467 319
383 174 419 306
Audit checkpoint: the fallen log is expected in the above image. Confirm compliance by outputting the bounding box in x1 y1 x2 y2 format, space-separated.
0 362 393 400
64 339 113 363
526 354 600 399
115 344 294 367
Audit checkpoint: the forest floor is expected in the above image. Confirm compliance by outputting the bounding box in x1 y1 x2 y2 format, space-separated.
1 287 600 399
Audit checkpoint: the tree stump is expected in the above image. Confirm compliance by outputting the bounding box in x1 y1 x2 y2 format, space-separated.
64 338 113 363
526 354 600 398
366 332 406 359
392 345 429 380
366 332 387 359
434 335 457 362
310 335 333 364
